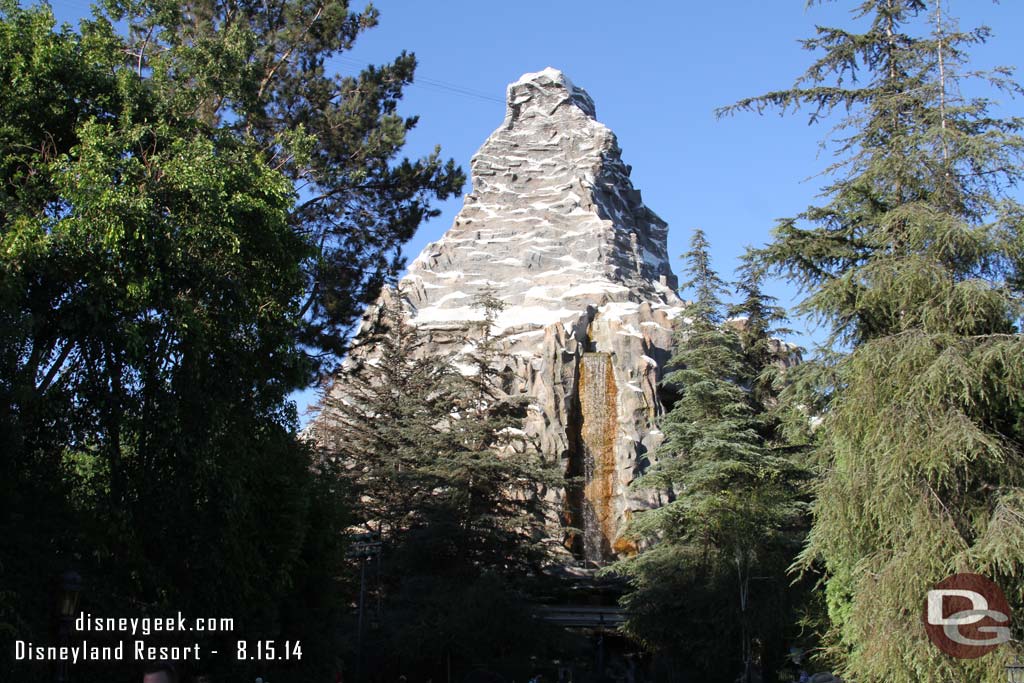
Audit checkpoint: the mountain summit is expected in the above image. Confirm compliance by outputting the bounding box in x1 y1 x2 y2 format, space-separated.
321 69 683 563
404 67 679 330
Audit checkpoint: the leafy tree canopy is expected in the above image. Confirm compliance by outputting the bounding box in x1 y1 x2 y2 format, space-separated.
0 1 460 679
721 2 1024 680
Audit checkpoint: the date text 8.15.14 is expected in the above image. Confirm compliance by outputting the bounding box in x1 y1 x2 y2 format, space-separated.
236 640 302 661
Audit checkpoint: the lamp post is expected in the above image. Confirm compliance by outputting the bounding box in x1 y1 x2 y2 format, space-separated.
1007 660 1024 683
347 533 381 683
55 570 82 683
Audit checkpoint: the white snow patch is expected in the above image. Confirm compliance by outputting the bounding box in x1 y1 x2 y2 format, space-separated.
642 248 668 269
563 281 629 298
522 286 559 301
453 361 479 377
413 306 485 324
652 304 686 321
413 303 579 334
507 329 545 341
554 254 586 265
434 291 471 305
652 279 677 298
597 301 640 320
496 306 577 332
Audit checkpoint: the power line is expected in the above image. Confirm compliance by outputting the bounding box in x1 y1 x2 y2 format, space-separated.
334 55 504 105
46 3 505 105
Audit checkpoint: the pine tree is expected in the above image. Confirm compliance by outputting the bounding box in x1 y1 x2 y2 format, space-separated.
103 0 465 367
729 249 795 415
316 292 556 573
313 297 456 541
720 2 1024 680
612 230 805 683
439 290 559 573
313 293 560 678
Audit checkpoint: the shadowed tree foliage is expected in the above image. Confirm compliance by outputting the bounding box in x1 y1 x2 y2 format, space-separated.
0 1 459 680
610 230 807 683
720 2 1024 680
312 294 562 679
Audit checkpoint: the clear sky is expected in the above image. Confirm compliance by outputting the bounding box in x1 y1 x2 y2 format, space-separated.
42 0 1024 421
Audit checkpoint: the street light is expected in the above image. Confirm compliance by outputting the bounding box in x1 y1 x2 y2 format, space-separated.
59 571 82 619
55 570 82 683
1007 660 1024 683
347 533 381 683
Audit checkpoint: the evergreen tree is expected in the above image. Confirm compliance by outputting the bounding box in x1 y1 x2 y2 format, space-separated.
612 230 805 683
313 293 560 679
437 290 559 573
720 2 1024 680
104 0 466 367
316 293 555 573
314 298 446 536
729 249 794 415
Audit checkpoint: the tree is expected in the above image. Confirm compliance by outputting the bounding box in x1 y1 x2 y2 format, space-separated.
729 249 795 415
0 1 335 677
313 292 560 679
611 230 806 683
104 0 465 366
1 0 457 678
720 2 1024 680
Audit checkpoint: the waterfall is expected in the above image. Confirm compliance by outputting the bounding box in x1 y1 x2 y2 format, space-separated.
578 352 618 565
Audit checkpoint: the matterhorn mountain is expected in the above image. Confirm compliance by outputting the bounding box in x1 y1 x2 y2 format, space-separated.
318 67 685 564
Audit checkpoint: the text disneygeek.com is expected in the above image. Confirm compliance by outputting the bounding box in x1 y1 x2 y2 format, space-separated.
13 612 303 664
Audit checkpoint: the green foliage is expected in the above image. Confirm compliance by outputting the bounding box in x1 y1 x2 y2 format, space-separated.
314 295 561 677
103 0 465 365
316 295 558 572
611 230 808 683
730 249 795 412
722 2 1024 680
1 0 459 679
384 571 569 681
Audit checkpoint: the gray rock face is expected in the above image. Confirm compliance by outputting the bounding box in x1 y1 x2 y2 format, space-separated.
404 67 678 325
325 68 685 563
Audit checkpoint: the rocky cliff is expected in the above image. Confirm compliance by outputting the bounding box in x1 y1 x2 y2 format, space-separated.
322 68 685 564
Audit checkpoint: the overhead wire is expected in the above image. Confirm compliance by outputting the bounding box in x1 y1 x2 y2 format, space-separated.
46 2 505 105
333 55 504 104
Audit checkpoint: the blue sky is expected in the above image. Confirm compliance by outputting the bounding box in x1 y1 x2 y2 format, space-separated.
43 0 1024 420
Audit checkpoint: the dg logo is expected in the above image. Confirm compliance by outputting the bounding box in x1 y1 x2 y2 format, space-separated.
923 573 1012 658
